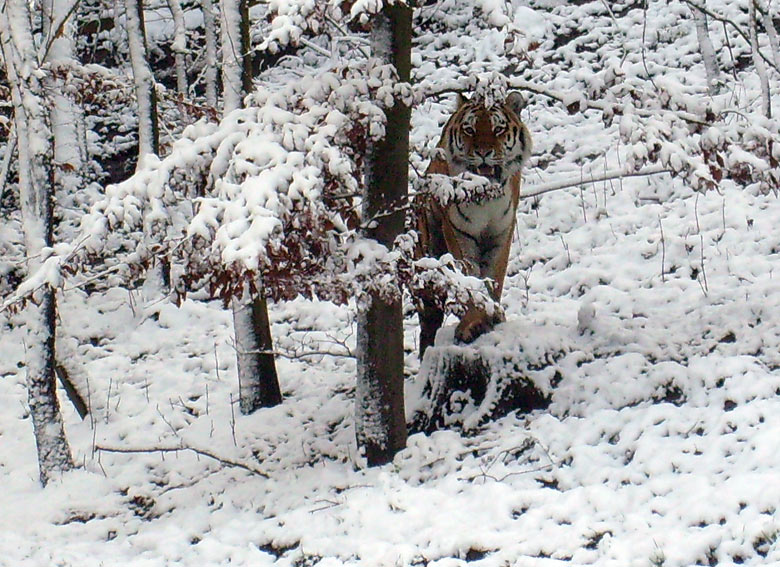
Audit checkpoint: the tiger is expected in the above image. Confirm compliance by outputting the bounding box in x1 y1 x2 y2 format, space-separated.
417 90 532 358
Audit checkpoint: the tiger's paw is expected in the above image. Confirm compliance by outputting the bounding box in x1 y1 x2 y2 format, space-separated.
455 308 505 344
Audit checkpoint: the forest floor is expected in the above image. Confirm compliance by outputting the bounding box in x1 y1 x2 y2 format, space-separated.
3 154 780 567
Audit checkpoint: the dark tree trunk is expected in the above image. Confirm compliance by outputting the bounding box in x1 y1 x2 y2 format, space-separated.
233 286 282 414
355 2 412 466
222 0 282 413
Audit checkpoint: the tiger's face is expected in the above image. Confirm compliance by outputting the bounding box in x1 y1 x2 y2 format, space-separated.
442 91 532 185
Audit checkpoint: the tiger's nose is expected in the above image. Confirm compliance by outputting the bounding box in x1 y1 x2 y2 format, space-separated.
475 149 493 163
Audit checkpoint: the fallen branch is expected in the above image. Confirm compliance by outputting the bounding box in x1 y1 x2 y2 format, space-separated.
95 444 269 478
522 164 670 199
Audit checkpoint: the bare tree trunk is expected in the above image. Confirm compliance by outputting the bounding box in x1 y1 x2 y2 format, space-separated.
221 0 281 414
232 286 282 413
125 0 160 164
760 0 780 69
202 0 218 107
42 0 92 419
689 1 720 94
166 0 188 97
749 0 772 118
124 0 169 297
220 0 251 112
355 2 412 466
1 0 74 486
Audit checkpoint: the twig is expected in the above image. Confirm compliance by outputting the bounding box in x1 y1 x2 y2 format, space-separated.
641 0 659 90
579 168 587 223
229 393 237 447
299 37 333 59
659 216 666 283
694 192 709 294
522 164 670 200
95 444 269 478
39 0 81 63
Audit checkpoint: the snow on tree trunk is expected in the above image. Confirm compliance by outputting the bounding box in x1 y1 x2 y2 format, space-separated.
42 0 87 171
749 0 772 118
232 285 282 414
125 0 160 165
124 0 168 297
760 0 780 69
689 2 720 94
202 0 218 107
220 0 251 113
166 0 188 97
221 0 281 413
0 0 74 486
42 0 92 419
355 2 412 466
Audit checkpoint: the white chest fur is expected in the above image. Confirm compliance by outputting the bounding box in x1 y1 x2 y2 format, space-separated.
446 188 514 239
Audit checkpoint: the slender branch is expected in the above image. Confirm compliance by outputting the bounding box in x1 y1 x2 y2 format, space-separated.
325 14 370 59
299 37 333 58
507 80 709 126
95 444 269 478
39 0 82 64
522 164 670 200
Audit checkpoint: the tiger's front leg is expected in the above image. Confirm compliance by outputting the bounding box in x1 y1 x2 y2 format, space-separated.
442 193 517 344
452 224 513 344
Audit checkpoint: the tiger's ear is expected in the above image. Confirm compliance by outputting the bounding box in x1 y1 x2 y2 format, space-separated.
456 92 470 108
507 91 526 114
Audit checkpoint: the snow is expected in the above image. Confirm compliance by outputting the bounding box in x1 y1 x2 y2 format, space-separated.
3 0 780 565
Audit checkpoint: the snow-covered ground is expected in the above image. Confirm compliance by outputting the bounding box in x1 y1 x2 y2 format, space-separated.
3 1 780 566
4 155 780 567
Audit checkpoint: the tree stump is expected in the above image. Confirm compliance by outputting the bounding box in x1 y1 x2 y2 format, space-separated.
409 326 558 434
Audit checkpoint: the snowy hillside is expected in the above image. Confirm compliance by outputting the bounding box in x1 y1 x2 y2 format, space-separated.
2 0 780 566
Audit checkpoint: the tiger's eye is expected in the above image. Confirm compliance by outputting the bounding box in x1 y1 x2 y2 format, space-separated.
463 125 475 136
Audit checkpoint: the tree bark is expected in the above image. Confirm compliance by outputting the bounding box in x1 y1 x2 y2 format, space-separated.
688 1 720 94
202 0 218 107
221 0 281 413
220 0 251 112
166 0 188 97
1 0 74 486
749 0 772 118
125 0 160 164
232 285 282 414
42 0 92 419
355 2 412 466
